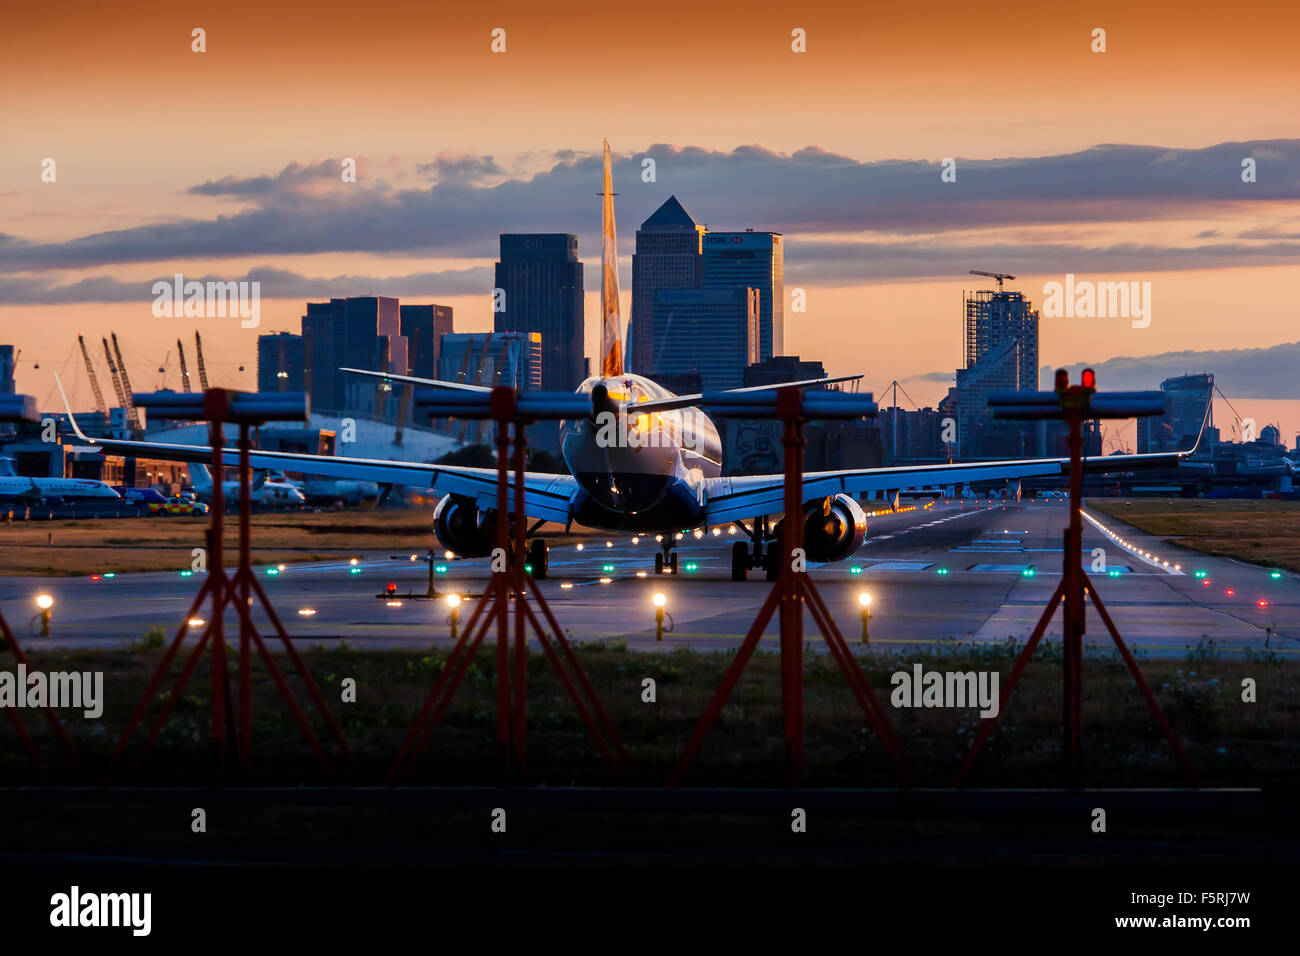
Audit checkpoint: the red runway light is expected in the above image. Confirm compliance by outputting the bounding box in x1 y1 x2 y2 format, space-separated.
1225 588 1235 596
1201 579 1211 587
1258 599 1268 608
385 581 397 593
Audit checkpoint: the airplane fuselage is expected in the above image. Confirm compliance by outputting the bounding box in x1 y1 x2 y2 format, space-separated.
560 374 721 532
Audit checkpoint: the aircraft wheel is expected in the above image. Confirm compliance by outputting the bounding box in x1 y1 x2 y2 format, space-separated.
730 541 749 582
764 545 780 582
654 552 664 575
527 539 548 579
669 552 679 575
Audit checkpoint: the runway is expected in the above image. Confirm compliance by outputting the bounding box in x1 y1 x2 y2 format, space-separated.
3 501 1297 658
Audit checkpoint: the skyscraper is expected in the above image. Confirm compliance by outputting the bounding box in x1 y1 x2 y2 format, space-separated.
494 234 584 391
630 195 705 375
399 304 453 379
702 230 783 362
651 287 759 390
300 295 405 412
256 332 304 393
964 289 1039 393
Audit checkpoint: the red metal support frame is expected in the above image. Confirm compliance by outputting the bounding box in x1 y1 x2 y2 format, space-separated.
954 388 1198 788
0 611 79 777
105 392 351 783
670 387 912 788
389 386 629 785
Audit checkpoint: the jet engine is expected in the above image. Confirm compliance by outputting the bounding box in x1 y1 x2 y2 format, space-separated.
798 493 867 563
432 494 497 557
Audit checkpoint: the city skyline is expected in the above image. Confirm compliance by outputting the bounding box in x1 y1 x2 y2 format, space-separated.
2 0 1299 443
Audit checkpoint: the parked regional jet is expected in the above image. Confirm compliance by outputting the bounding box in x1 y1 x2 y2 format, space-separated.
57 141 1195 580
0 456 121 503
186 463 307 507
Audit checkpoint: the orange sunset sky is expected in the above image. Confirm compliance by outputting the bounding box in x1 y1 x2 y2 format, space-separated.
2 0 1298 447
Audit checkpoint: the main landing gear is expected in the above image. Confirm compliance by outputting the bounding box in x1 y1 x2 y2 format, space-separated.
526 538 549 579
654 541 679 576
730 518 779 582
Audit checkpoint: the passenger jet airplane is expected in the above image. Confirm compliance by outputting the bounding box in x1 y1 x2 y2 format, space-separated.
60 141 1192 580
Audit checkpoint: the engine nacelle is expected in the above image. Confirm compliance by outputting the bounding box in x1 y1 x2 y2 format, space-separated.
800 493 867 563
432 494 497 558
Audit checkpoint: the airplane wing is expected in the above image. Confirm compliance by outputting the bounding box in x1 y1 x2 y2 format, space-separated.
636 375 863 415
703 450 1189 525
57 395 577 524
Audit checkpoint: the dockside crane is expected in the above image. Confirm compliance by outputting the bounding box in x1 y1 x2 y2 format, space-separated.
110 332 143 432
177 338 192 392
194 331 210 391
969 270 1016 289
77 335 109 416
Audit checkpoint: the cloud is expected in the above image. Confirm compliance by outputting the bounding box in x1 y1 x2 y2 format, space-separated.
1 138 1298 289
0 265 492 305
1044 341 1300 400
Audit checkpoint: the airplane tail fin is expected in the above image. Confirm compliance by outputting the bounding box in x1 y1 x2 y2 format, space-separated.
600 139 624 377
187 462 212 491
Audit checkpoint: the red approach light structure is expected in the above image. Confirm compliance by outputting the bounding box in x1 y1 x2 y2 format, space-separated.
954 370 1197 787
668 386 913 787
0 395 79 777
104 390 350 782
389 386 629 784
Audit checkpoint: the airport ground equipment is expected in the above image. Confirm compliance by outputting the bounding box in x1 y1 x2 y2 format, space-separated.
389 386 629 784
668 386 913 787
104 390 350 782
954 369 1197 787
0 394 79 776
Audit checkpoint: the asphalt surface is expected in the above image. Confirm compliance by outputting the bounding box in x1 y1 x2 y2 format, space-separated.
2 500 1296 658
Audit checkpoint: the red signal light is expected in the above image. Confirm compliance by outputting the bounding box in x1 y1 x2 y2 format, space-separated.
386 581 397 593
1081 368 1096 390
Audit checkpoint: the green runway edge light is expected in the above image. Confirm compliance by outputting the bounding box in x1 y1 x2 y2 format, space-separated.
1194 569 1208 579
434 565 448 574
684 561 699 572
266 568 279 576
1023 567 1036 577
349 567 362 575
850 566 863 575
1270 570 1283 580
601 564 615 573
936 567 949 575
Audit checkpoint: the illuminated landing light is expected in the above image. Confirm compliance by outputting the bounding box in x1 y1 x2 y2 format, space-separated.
35 593 55 610
385 600 403 608
655 535 663 543
560 582 574 589
727 527 735 535
712 528 722 537
675 533 684 541
631 536 640 545
599 577 612 584
187 617 205 628
635 571 648 578
277 564 287 572
298 608 317 617
1174 565 1181 572
858 592 872 608
444 551 455 560
693 529 704 539
349 558 359 566
410 554 418 561
576 543 584 551
606 540 613 548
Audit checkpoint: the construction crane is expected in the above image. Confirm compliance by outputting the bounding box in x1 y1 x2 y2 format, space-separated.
969 270 1016 289
111 332 142 431
194 332 210 391
76 335 109 416
177 338 192 392
155 349 171 390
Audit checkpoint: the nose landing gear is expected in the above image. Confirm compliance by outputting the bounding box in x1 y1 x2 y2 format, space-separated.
654 541 678 575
